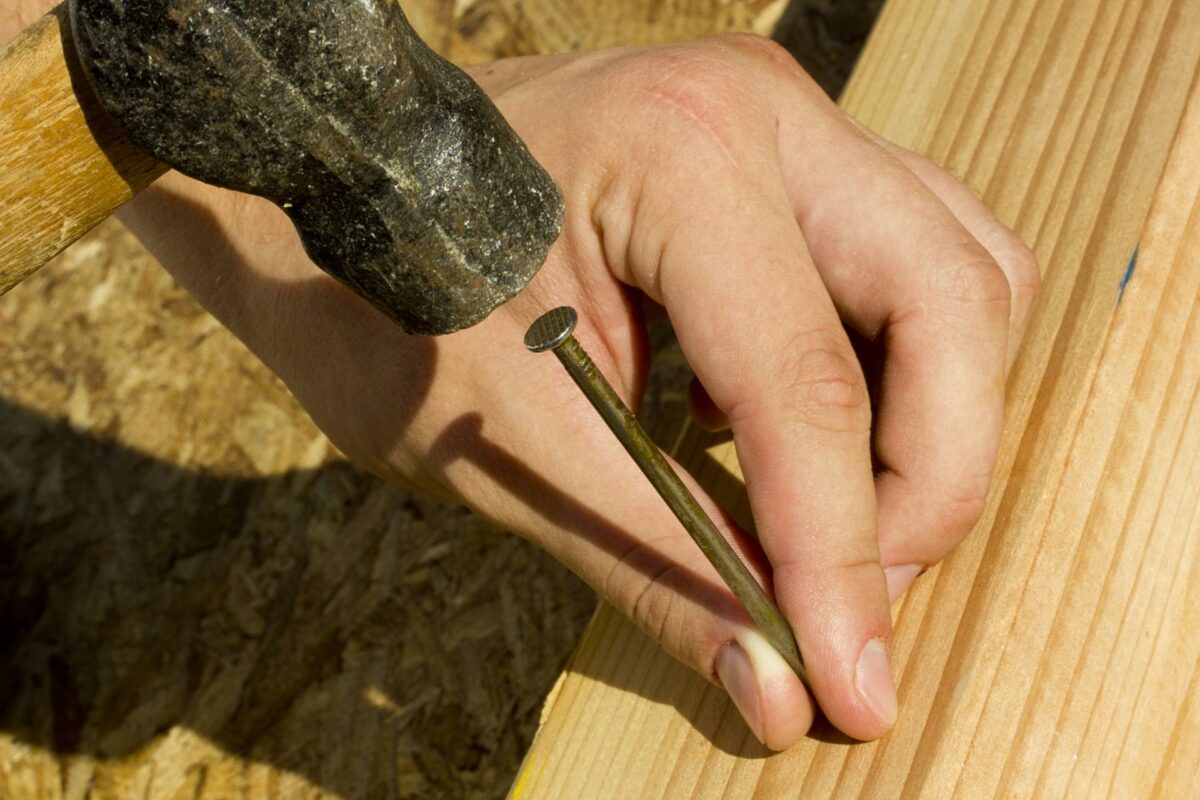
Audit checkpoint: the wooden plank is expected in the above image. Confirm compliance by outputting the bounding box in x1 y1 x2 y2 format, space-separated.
512 0 1200 797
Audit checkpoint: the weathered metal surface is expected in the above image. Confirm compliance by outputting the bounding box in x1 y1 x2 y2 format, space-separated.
69 0 564 334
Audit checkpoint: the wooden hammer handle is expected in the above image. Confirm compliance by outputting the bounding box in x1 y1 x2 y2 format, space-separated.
0 3 165 295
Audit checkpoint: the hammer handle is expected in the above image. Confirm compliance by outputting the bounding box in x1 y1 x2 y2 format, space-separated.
0 3 165 295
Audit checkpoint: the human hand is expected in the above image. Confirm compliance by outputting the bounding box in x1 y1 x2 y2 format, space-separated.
0 0 51 37
113 36 1038 749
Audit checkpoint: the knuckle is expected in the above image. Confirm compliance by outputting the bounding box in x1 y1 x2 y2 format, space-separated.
773 555 882 606
629 570 671 643
624 561 711 671
716 33 823 99
776 329 871 435
632 45 744 108
931 473 993 547
1004 238 1042 301
927 240 1013 312
638 62 742 154
717 33 803 77
609 39 787 159
978 223 1041 305
603 540 686 647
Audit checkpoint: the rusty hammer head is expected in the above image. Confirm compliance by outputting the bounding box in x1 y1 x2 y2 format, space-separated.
68 0 563 335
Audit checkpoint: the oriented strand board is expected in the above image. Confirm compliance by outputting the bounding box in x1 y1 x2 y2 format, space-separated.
512 0 1200 797
415 0 787 64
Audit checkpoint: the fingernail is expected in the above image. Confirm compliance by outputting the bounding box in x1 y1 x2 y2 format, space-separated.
717 642 763 742
884 563 924 602
856 638 898 726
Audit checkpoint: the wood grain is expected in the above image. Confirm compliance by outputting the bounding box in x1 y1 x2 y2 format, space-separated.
0 3 164 296
512 0 1200 797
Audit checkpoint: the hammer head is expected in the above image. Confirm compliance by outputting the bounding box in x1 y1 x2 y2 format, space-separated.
69 0 563 335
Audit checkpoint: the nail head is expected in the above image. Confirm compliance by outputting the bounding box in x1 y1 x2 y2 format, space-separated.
525 306 578 352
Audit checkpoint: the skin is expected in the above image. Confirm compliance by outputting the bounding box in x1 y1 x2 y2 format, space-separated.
3 3 1039 750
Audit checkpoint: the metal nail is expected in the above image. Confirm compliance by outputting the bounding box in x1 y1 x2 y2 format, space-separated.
525 306 808 686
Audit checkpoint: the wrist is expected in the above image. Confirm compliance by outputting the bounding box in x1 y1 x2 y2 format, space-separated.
118 172 327 348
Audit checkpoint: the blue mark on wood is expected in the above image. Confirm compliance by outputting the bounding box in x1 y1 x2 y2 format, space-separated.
1118 246 1138 305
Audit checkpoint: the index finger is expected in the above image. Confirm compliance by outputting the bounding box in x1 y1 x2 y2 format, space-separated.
633 161 898 739
778 100 1017 588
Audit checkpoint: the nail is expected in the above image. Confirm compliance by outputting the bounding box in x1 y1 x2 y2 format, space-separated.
856 638 898 726
717 642 764 743
526 306 807 685
884 563 924 602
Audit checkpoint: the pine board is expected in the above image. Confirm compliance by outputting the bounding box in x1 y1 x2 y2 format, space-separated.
512 0 1200 797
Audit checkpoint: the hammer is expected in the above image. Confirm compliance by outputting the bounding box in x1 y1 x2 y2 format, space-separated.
0 0 563 334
